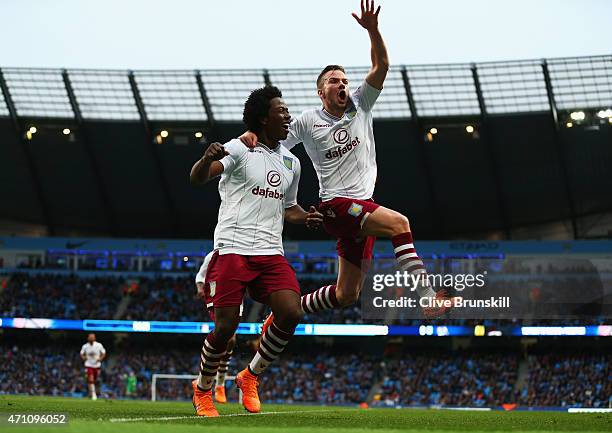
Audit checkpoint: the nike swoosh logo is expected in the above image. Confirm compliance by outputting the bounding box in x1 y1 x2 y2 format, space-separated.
65 241 88 249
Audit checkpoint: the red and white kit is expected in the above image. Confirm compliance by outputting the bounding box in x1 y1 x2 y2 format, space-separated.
80 341 105 381
207 139 302 308
281 81 382 266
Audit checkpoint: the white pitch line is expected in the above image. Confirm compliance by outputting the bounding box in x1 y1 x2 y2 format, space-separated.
567 408 612 413
109 408 338 423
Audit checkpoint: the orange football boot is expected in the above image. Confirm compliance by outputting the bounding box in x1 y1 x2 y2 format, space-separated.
214 384 227 404
192 380 219 417
236 368 261 413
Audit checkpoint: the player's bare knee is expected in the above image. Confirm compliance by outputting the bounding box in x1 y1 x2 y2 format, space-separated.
292 307 305 325
213 324 237 345
277 307 303 329
286 306 304 327
336 289 359 307
391 212 410 235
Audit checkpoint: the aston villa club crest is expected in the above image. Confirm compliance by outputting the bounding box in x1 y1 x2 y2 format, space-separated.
283 156 293 170
348 203 363 217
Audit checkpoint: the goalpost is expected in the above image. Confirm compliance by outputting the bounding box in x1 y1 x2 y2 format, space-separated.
151 373 238 402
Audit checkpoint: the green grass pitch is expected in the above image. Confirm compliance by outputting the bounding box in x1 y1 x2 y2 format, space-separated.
0 396 610 433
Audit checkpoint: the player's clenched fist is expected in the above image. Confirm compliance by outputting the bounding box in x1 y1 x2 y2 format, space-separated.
191 142 229 184
203 142 229 162
305 206 324 230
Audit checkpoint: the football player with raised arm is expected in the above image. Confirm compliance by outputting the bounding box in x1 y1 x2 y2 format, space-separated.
240 1 456 326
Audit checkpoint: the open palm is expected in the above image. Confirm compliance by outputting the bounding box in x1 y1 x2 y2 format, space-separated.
352 0 381 31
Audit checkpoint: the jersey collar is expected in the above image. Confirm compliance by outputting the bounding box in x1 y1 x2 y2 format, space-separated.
320 107 344 122
256 142 281 154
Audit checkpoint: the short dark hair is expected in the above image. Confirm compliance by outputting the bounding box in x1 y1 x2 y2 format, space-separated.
243 85 283 133
317 65 345 89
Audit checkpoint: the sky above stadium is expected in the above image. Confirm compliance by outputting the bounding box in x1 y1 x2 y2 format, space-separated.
1 0 610 70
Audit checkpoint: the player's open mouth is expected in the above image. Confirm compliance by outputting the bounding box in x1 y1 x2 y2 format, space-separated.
282 122 290 132
338 90 347 102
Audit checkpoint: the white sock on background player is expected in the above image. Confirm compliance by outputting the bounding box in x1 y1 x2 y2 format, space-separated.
215 349 232 387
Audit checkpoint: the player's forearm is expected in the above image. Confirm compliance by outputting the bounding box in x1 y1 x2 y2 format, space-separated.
367 28 389 88
190 157 214 185
284 205 308 225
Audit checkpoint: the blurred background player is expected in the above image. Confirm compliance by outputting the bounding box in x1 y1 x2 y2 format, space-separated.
189 85 323 416
241 0 455 322
80 333 106 400
195 250 242 404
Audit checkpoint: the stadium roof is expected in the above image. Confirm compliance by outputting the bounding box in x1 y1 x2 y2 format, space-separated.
0 54 611 240
0 55 610 121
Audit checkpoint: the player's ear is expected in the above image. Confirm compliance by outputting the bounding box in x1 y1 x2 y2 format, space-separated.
317 88 324 99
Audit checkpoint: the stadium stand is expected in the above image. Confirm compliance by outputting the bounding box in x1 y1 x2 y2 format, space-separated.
522 354 611 408
1 270 608 326
2 341 609 408
377 352 519 407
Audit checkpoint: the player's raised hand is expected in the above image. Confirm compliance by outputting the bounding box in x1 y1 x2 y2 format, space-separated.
305 206 324 230
352 0 381 31
239 131 258 149
203 142 229 162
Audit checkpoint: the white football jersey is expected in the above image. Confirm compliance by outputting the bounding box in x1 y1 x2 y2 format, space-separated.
80 341 106 368
281 80 381 201
213 139 301 256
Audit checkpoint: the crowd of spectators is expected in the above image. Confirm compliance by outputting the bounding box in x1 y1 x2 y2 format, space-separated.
521 354 611 408
376 352 519 407
0 273 123 319
226 351 375 405
1 272 607 326
0 344 374 404
0 273 214 322
0 346 87 396
2 343 609 408
0 273 360 323
122 276 203 322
